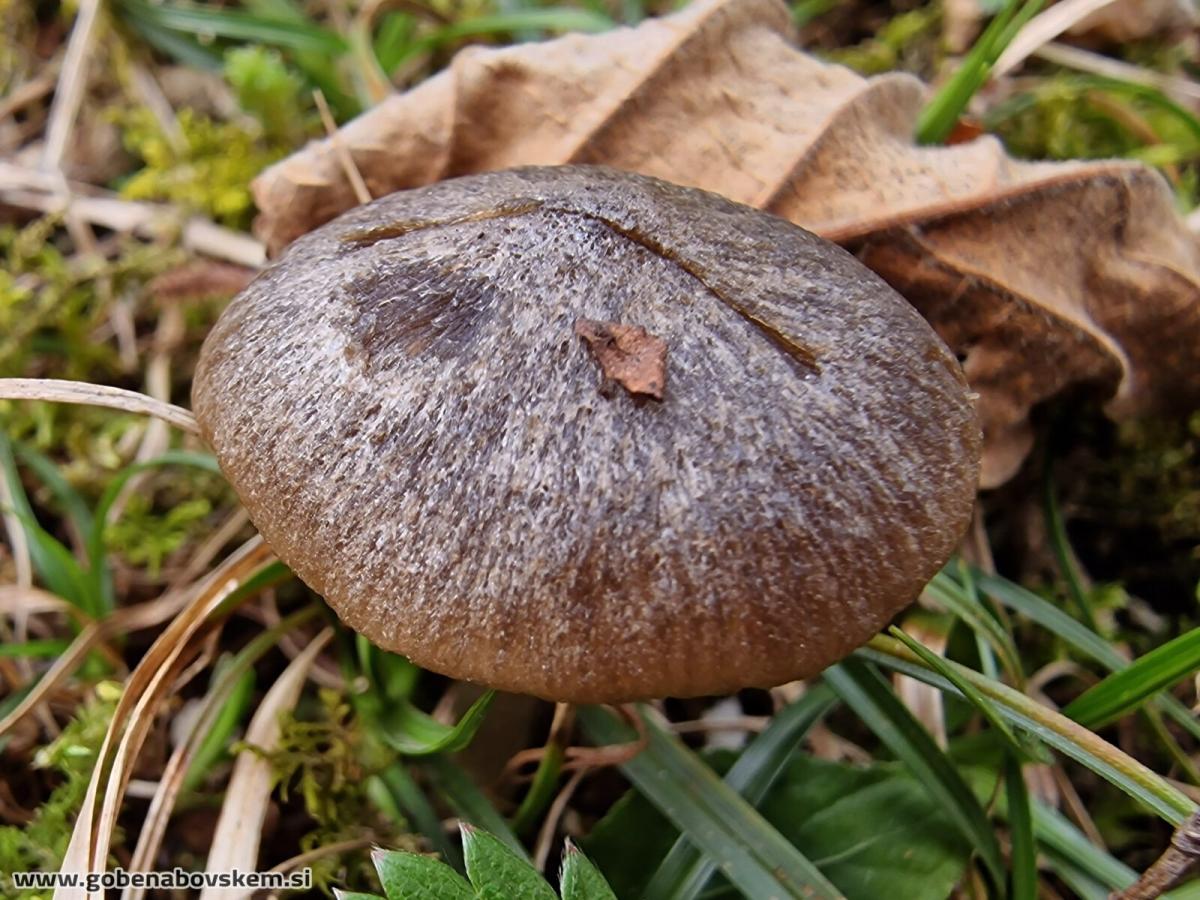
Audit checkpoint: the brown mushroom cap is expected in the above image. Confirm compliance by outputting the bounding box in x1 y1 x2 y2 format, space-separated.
192 166 981 703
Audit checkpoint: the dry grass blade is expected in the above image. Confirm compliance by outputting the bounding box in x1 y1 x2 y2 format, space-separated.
992 0 1124 76
0 585 88 620
201 628 334 898
0 378 200 436
55 538 273 900
0 470 33 590
1032 42 1200 105
0 621 120 741
41 0 100 171
266 837 375 881
123 605 322 899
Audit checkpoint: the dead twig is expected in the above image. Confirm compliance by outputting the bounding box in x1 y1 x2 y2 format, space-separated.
0 162 265 268
1112 810 1200 899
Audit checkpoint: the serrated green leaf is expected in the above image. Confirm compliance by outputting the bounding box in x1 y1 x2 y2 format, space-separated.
372 848 473 900
462 824 557 900
560 841 617 900
334 891 385 900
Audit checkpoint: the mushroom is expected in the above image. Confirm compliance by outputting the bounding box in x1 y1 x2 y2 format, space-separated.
192 166 981 703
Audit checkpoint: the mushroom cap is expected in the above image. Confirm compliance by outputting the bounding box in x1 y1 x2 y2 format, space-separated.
193 166 981 703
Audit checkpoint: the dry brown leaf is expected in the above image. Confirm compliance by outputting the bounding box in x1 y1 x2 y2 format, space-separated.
251 0 1200 487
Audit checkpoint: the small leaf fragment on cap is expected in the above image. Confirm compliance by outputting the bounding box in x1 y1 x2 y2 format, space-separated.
574 318 668 401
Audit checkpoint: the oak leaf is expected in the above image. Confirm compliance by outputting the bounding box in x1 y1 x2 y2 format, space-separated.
252 0 1200 487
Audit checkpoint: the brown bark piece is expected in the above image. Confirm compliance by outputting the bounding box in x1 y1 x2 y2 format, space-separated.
574 318 668 400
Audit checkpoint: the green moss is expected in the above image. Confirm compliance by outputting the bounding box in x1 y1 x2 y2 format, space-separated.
0 686 120 895
242 690 415 893
118 107 285 229
988 77 1200 208
825 4 942 77
1114 413 1200 548
105 494 214 577
223 46 311 146
0 218 181 382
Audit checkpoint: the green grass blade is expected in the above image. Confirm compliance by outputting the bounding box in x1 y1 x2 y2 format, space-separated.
861 638 1195 824
927 571 1022 679
373 12 416 76
642 684 838 899
1065 626 1200 728
976 571 1122 668
427 8 613 44
1030 802 1135 891
0 638 70 658
888 626 1042 762
1005 758 1037 900
916 0 1043 143
6 510 94 612
119 0 348 53
182 667 255 792
578 705 845 900
13 444 95 548
0 432 93 610
509 737 566 835
118 11 225 69
824 660 1007 896
977 571 1200 743
424 756 530 862
386 7 614 74
181 599 312 791
1043 461 1097 629
374 763 463 870
375 690 496 756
